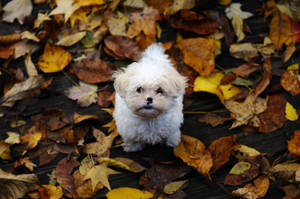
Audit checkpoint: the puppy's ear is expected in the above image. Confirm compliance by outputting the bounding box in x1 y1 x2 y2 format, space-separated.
113 69 130 98
162 70 188 97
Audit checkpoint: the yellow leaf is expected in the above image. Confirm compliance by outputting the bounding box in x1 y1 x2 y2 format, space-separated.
83 164 120 190
106 187 153 199
232 15 245 42
5 132 21 145
74 0 105 6
0 140 12 160
194 72 224 103
287 63 299 70
232 144 260 160
34 12 51 28
42 185 63 199
97 157 146 173
10 120 26 128
49 0 79 22
218 0 232 6
21 31 40 42
38 43 72 73
219 84 241 100
56 31 86 46
285 102 299 121
229 161 251 175
163 180 188 194
21 126 42 149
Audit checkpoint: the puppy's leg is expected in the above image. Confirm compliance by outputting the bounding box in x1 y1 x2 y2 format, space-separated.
122 141 145 152
166 130 181 147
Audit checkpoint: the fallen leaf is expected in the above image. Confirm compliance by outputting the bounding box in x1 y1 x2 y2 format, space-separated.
2 0 33 24
65 81 98 107
254 58 271 97
97 157 146 173
13 40 38 59
225 92 268 129
56 31 86 46
288 130 300 157
269 163 300 183
0 140 12 160
163 180 188 195
21 125 42 150
232 144 261 160
13 157 37 171
5 132 21 145
169 10 217 35
73 112 99 124
73 169 104 198
70 58 114 83
80 31 99 48
282 42 296 63
269 10 291 49
83 128 118 157
280 184 300 199
229 43 258 62
0 169 39 199
218 0 232 6
49 0 80 22
97 86 114 107
25 53 38 77
208 135 237 173
0 75 44 107
105 11 130 36
253 175 269 198
21 31 40 42
0 44 15 59
10 120 26 128
232 15 245 42
285 102 299 121
178 38 216 76
106 187 153 199
34 12 51 28
164 0 195 15
258 94 286 133
198 113 232 127
225 3 254 20
104 35 141 61
232 187 256 199
38 185 63 199
139 161 190 196
56 156 80 197
38 43 72 73
219 83 241 100
127 7 160 39
280 69 300 96
84 164 120 190
224 159 260 186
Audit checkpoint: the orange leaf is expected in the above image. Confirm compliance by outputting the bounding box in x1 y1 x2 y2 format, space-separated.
288 130 300 157
269 11 291 49
38 43 72 73
178 38 216 76
174 134 213 175
21 125 42 150
73 112 99 124
280 70 300 96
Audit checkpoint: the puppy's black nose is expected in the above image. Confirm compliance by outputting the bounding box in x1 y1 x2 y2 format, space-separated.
146 97 153 104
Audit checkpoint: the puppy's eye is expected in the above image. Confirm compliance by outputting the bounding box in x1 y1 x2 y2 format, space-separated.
136 87 143 93
156 87 163 94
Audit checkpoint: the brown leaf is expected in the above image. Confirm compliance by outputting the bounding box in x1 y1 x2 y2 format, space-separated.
254 58 271 97
104 35 141 61
268 163 300 183
229 43 259 62
0 44 15 59
198 113 232 127
253 175 269 198
97 86 114 107
0 169 39 199
258 94 286 133
127 7 160 39
56 156 80 197
208 135 237 173
280 184 300 199
288 130 300 157
224 159 260 186
139 161 190 196
178 38 216 76
280 70 300 96
269 10 291 49
144 0 173 14
70 58 114 84
232 63 260 77
169 10 217 35
282 42 296 63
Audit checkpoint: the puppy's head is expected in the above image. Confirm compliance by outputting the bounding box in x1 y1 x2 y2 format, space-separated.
113 44 187 118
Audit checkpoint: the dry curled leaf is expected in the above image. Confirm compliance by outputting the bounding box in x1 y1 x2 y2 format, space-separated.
268 163 300 183
98 157 146 173
198 113 232 127
288 130 300 157
0 169 39 199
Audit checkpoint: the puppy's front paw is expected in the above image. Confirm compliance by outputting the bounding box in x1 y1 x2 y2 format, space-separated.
166 133 181 147
122 142 145 152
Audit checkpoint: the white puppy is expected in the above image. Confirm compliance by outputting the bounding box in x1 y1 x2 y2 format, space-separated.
113 43 187 152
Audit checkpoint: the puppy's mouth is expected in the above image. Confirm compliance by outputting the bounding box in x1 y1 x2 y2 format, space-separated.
143 105 153 110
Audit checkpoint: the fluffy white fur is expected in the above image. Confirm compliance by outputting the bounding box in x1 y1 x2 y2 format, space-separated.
113 43 187 152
